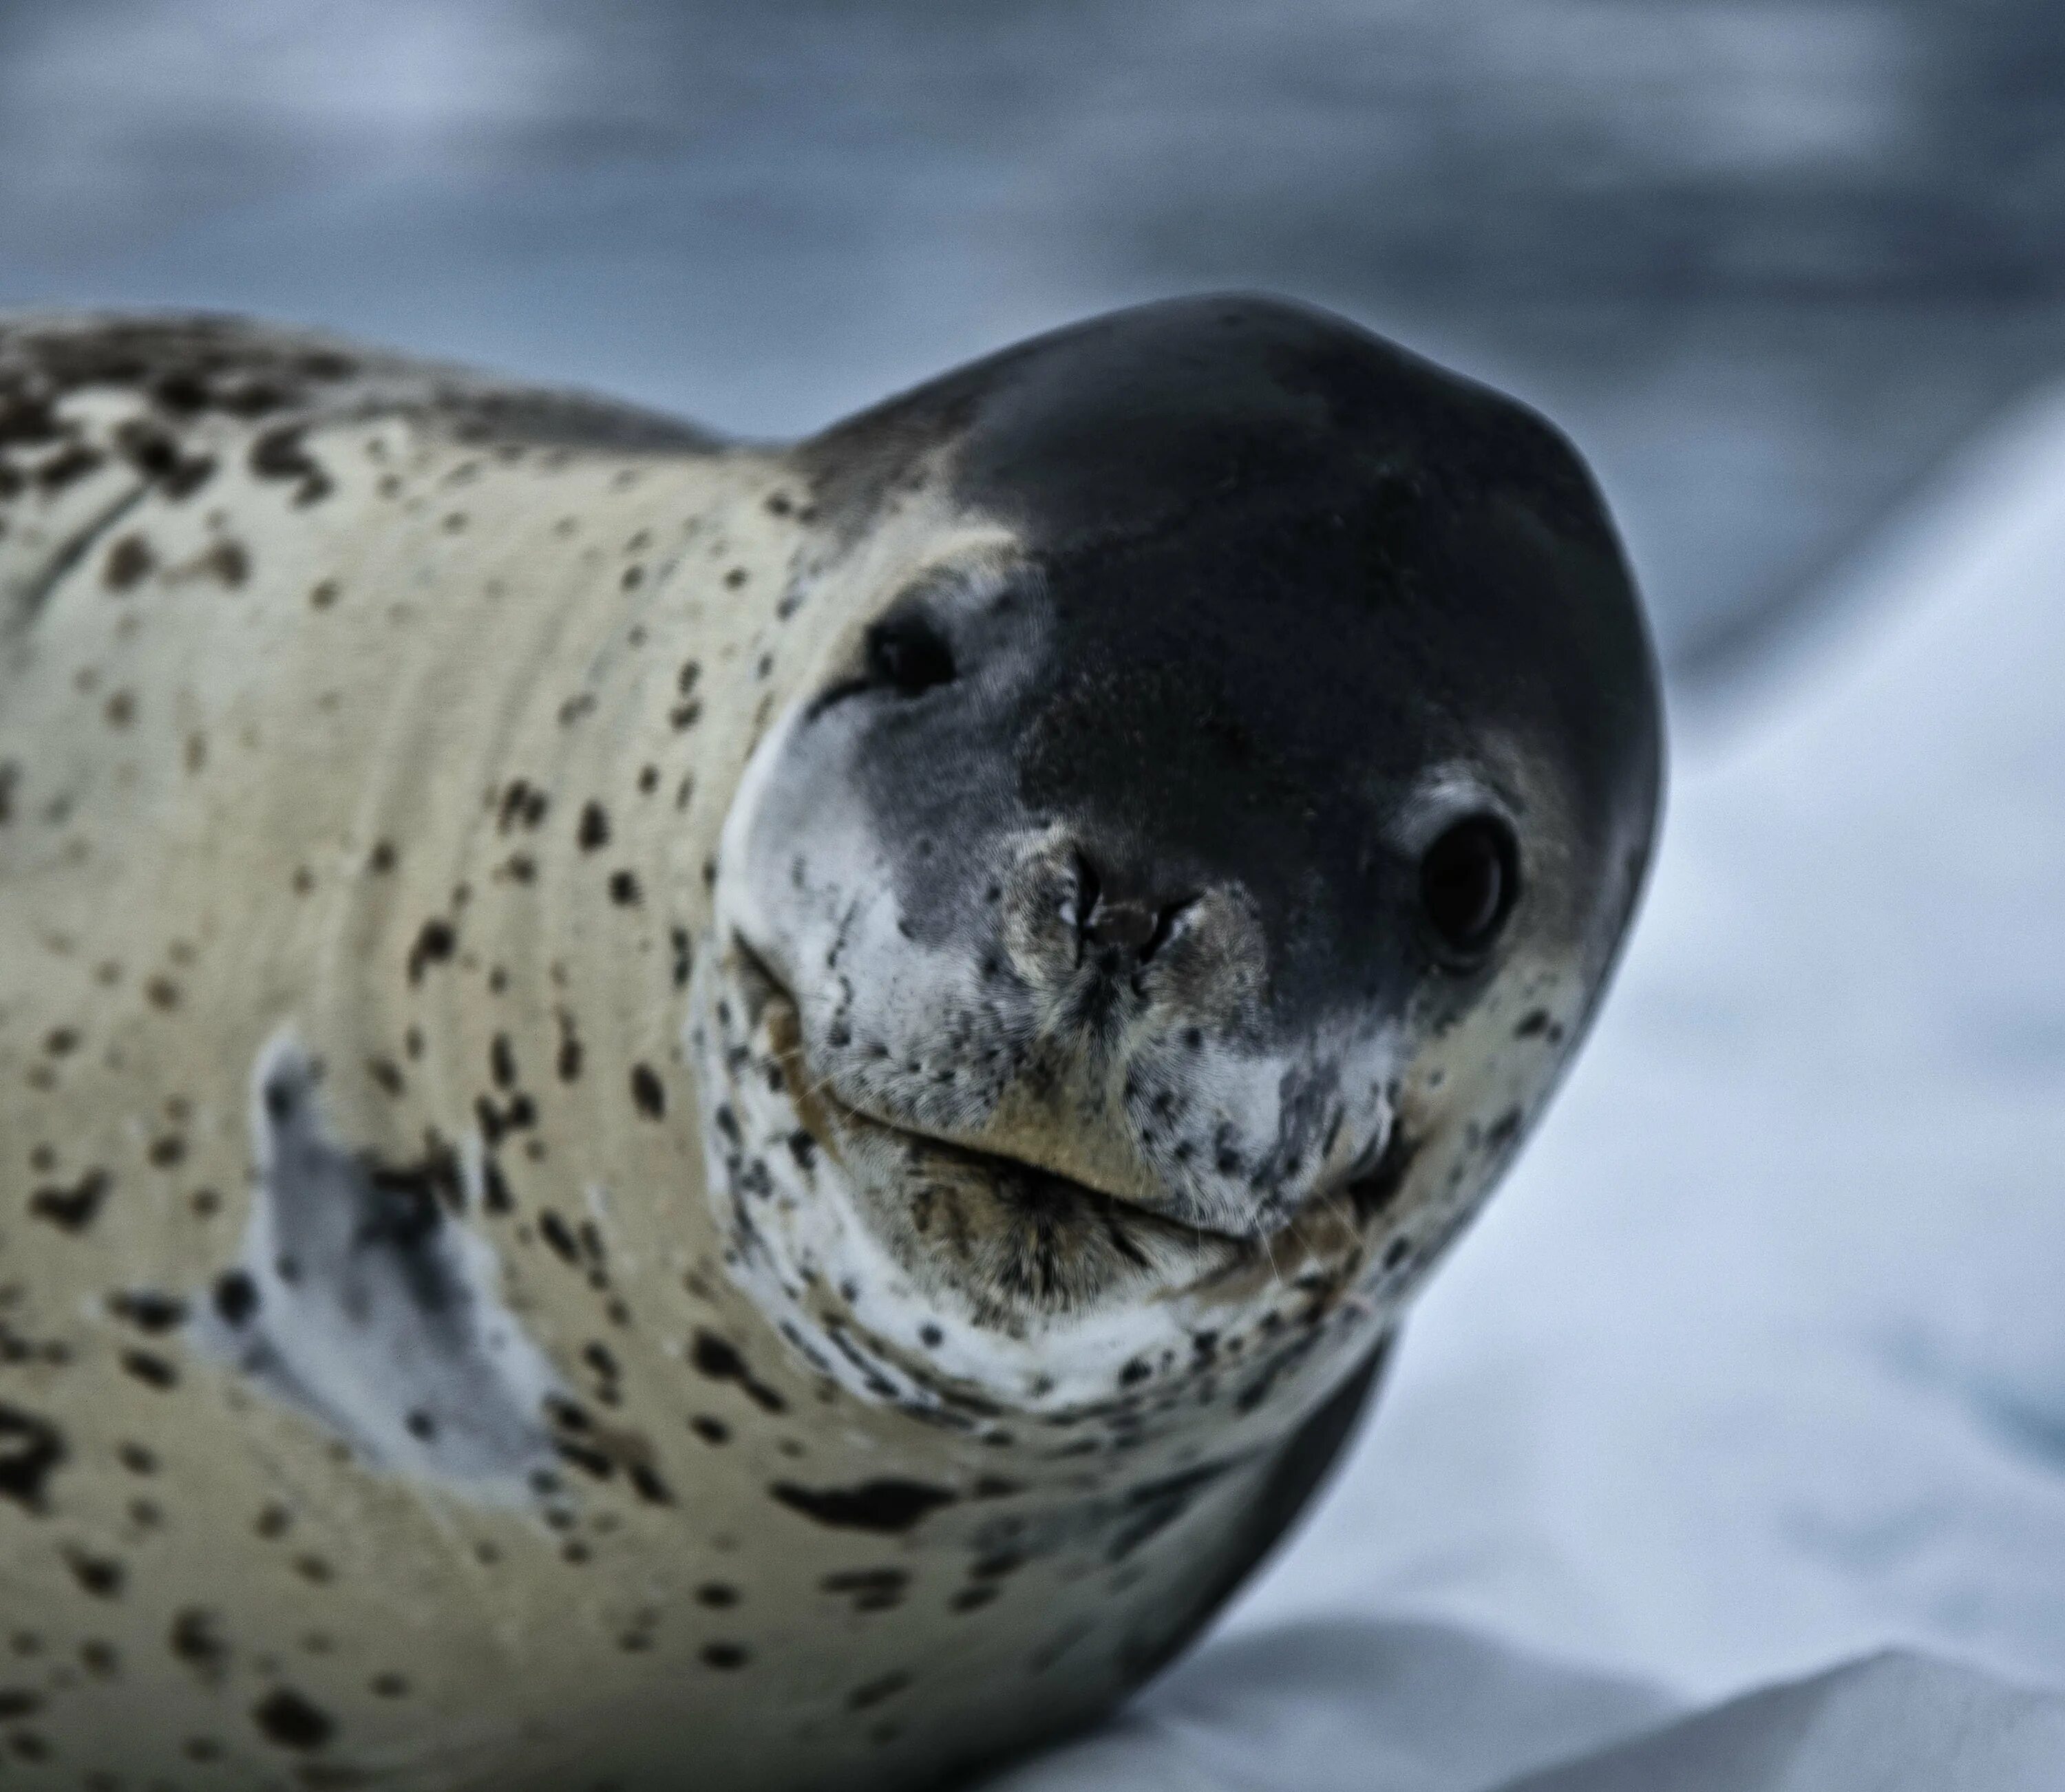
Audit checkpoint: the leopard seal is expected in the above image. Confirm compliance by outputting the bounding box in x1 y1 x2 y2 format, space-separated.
0 296 1661 1789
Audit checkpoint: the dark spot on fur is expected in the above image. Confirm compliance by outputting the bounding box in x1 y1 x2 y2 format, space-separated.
821 1567 906 1612
36 441 104 491
0 1690 41 1721
169 1608 226 1680
690 1415 729 1444
578 801 609 851
608 869 641 906
701 1642 748 1670
252 1687 333 1751
0 1405 65 1513
848 1671 911 1711
120 1349 178 1389
690 1331 785 1413
148 370 209 412
628 1461 673 1505
407 918 456 983
103 534 154 590
498 780 549 832
1485 1107 1523 1151
202 539 248 586
554 1436 614 1482
107 1290 186 1334
969 1551 1025 1581
30 1169 109 1233
629 1063 666 1119
248 425 332 505
770 1479 958 1534
63 1546 125 1598
538 1209 580 1264
0 390 61 447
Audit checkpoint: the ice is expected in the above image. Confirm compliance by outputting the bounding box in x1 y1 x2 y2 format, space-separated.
988 1619 1673 1792
986 381 2065 1784
1504 1652 2065 1792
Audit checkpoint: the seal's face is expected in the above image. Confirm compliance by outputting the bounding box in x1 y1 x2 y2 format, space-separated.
699 297 1661 1422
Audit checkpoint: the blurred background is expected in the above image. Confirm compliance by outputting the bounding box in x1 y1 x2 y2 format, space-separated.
5 0 2065 682
8 7 2065 1784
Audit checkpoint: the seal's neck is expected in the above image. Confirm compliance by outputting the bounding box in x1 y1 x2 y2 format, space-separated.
315 436 814 1154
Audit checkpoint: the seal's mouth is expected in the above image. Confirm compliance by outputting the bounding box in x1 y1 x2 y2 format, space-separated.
816 1077 1269 1249
730 936 1267 1249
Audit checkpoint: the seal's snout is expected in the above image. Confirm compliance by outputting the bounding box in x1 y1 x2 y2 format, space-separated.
1066 850 1192 968
1001 831 1258 1026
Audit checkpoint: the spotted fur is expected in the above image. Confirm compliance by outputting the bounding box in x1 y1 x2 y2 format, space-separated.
0 302 1660 1789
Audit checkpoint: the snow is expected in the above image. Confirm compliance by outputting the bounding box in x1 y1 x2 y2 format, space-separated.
984 383 2065 1786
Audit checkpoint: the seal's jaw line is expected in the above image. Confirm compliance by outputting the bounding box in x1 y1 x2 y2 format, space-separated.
727 931 1266 1246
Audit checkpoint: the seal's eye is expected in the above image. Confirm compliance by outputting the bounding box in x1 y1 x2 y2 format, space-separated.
1419 815 1518 962
865 615 955 697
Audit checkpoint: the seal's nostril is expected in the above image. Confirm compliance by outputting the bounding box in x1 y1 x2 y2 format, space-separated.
1070 855 1102 937
1136 896 1196 966
1086 897 1158 954
1069 851 1193 968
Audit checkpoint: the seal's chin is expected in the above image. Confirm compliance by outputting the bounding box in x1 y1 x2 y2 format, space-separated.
695 928 1406 1418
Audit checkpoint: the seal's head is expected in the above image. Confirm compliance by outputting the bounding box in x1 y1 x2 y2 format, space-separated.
699 295 1660 1422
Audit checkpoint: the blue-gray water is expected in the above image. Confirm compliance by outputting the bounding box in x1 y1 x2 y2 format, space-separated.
4 0 2062 672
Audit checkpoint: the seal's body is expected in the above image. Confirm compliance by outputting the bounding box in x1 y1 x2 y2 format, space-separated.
0 301 1661 1789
